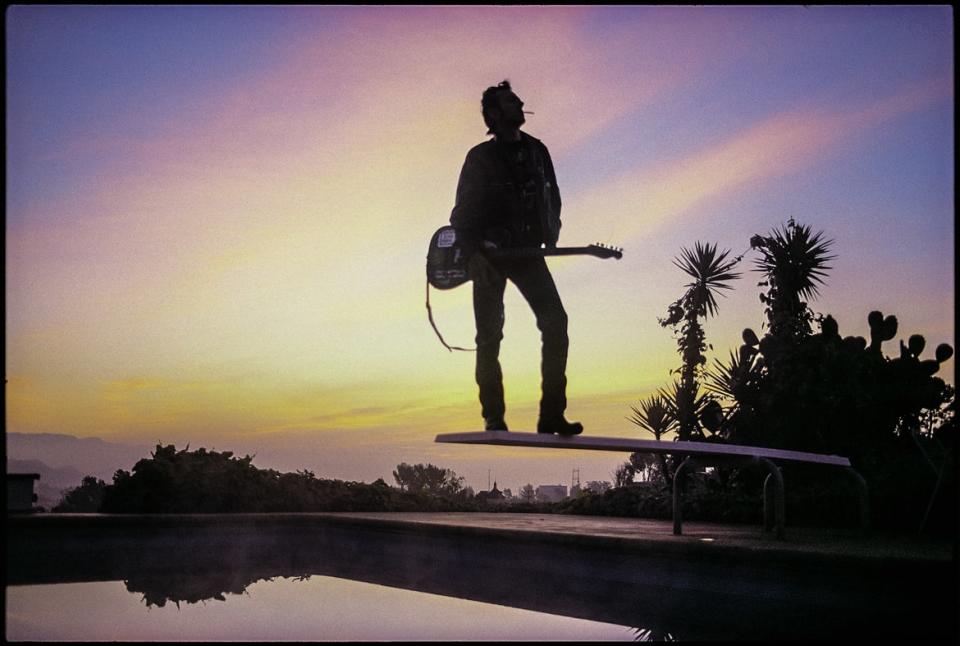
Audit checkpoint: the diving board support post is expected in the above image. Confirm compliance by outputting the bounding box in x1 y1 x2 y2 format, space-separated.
673 455 786 539
845 467 870 532
435 431 868 541
762 463 785 537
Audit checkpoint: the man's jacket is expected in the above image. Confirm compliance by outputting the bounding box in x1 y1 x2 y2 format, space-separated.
450 131 562 249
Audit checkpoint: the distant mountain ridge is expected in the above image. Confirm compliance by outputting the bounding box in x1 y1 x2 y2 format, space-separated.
7 458 87 510
6 432 150 483
8 458 84 488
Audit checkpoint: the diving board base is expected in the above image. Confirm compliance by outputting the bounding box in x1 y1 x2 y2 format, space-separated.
434 432 869 540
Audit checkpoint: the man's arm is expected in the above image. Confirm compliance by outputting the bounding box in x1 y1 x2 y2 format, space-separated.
541 144 562 247
450 149 486 236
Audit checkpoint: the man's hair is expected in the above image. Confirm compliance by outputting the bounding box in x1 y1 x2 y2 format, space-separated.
481 80 512 134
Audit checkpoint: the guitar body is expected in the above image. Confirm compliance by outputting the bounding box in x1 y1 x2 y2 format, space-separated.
427 226 472 289
427 225 622 290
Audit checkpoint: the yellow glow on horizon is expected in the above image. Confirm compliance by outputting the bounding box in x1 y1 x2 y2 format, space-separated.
6 8 953 486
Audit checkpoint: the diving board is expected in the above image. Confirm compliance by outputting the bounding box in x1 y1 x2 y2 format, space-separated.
435 432 852 465
435 431 869 540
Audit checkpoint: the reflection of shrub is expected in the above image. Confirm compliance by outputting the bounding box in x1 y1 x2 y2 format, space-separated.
126 571 307 608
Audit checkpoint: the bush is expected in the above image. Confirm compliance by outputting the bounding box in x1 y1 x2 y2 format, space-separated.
53 476 107 512
90 444 490 514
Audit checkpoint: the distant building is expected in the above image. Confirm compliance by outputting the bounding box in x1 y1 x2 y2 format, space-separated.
535 484 567 502
476 481 506 505
7 473 41 512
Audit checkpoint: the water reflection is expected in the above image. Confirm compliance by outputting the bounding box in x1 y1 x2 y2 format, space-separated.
116 567 677 641
124 569 283 609
8 577 643 641
6 515 952 641
119 569 678 641
632 628 676 642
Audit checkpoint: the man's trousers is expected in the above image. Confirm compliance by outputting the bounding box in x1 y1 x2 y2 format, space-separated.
471 255 569 422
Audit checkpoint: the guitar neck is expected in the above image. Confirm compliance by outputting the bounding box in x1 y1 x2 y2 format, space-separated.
488 246 605 259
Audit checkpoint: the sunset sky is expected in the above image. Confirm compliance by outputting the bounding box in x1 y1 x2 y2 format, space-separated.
6 5 954 492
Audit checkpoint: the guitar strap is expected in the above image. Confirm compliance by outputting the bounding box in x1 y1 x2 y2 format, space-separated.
425 279 476 353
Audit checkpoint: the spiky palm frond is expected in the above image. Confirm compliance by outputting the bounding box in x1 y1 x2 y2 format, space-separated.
705 350 741 401
673 242 741 318
656 381 717 440
753 220 834 301
705 347 759 402
656 382 684 425
628 394 676 440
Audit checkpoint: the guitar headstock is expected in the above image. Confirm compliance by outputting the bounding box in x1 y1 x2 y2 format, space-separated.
587 243 623 260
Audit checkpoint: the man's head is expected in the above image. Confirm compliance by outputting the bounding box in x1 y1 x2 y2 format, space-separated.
481 80 525 135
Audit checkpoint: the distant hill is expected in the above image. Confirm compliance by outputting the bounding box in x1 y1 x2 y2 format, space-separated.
8 458 84 489
7 458 86 510
6 432 150 483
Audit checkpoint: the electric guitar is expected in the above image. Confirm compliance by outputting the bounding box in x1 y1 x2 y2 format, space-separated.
426 225 622 290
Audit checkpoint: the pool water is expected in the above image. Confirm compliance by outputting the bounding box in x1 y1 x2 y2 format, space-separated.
6 576 652 641
7 515 953 642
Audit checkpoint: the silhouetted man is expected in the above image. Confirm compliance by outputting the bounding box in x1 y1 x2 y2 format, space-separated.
450 80 582 436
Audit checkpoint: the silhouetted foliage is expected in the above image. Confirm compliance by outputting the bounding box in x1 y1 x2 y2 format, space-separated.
91 445 480 513
752 218 834 343
658 241 741 442
583 480 612 495
558 471 871 528
52 475 107 512
392 462 465 496
714 312 954 457
519 483 536 502
628 242 740 485
612 463 635 489
622 218 955 532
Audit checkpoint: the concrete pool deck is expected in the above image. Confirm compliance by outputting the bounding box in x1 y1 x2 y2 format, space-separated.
8 511 953 565
309 511 954 561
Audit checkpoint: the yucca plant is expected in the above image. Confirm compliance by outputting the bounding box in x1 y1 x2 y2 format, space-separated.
705 342 762 407
674 242 742 319
752 218 834 343
656 380 722 437
659 242 741 442
624 394 676 485
628 394 676 440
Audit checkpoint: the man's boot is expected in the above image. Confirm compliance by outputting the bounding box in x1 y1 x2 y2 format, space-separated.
537 416 582 436
485 418 509 431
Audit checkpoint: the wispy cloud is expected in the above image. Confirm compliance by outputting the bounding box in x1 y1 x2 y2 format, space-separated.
565 75 953 245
